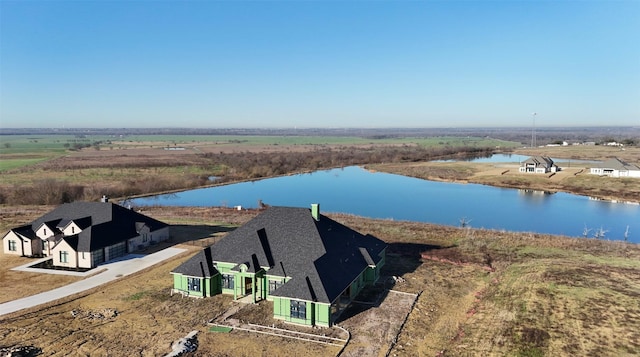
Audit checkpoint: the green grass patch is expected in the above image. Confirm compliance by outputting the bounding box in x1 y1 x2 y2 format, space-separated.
518 346 545 357
0 134 521 154
209 325 233 333
0 157 50 171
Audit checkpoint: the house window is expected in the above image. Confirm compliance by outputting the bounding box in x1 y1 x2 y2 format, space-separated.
222 274 234 289
43 228 47 236
71 226 75 234
142 234 148 243
8 240 17 251
187 277 201 292
268 279 283 293
60 251 69 263
290 300 306 319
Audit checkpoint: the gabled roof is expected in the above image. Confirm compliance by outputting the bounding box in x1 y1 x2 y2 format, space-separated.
172 247 218 278
27 202 168 252
595 158 640 171
57 235 80 251
36 219 62 233
176 206 386 304
9 224 38 240
522 156 554 166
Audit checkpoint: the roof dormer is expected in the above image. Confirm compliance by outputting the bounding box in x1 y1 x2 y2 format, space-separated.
58 217 92 236
35 220 62 240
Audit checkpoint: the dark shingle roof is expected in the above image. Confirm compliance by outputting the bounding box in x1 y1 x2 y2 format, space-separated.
11 224 37 240
27 202 168 252
172 247 218 278
176 206 386 304
59 235 80 250
523 156 554 166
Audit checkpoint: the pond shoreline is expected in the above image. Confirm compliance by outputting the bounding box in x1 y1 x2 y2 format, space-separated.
128 166 639 242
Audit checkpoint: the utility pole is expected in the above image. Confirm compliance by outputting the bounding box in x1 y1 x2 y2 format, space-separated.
531 112 537 148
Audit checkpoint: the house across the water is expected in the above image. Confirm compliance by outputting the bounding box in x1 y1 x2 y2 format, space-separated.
519 156 558 174
170 204 387 327
590 158 640 178
2 198 169 269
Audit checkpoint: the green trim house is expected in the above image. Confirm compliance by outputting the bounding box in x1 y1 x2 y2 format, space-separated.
171 204 386 327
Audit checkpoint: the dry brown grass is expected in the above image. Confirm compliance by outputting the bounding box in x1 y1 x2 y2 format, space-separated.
329 213 640 356
0 255 83 304
369 149 640 203
515 145 640 163
1 206 639 356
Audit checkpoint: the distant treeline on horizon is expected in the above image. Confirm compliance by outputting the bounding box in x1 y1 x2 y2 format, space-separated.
1 126 638 140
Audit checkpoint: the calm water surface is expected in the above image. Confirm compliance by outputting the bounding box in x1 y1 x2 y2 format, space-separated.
438 153 599 165
130 166 639 242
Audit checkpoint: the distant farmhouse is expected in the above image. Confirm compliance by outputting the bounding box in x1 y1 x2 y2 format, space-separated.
2 199 169 269
590 158 640 178
519 156 558 174
171 204 387 327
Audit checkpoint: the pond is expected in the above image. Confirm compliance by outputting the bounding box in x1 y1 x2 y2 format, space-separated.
436 153 600 165
129 166 639 242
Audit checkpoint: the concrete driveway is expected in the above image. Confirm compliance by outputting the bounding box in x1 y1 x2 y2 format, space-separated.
0 247 186 318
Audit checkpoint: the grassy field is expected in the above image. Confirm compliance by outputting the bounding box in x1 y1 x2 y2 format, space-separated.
1 206 638 356
0 134 519 156
0 134 519 205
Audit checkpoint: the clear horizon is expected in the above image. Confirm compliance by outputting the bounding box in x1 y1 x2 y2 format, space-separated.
1 1 639 129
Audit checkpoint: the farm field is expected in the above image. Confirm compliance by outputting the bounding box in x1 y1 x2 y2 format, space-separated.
3 132 638 206
1 206 639 356
0 134 516 205
0 134 517 160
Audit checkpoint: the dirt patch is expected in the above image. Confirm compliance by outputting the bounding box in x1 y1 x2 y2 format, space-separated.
340 289 418 357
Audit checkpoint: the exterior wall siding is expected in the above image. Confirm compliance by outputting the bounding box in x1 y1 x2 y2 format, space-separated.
52 240 77 268
272 297 330 327
172 274 219 297
216 262 238 297
78 251 93 268
265 275 288 301
128 227 170 252
62 222 81 236
3 232 24 256
35 224 55 240
314 303 331 327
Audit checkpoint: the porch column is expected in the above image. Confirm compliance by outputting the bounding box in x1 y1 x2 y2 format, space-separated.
252 276 257 302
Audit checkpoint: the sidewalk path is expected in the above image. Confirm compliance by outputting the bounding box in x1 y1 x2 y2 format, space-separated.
0 247 186 318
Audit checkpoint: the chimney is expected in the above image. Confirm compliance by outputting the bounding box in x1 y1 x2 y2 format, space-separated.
311 203 320 221
101 195 109 203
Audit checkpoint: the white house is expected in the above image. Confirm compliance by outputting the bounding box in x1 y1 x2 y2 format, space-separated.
590 158 640 178
519 156 558 174
2 201 169 269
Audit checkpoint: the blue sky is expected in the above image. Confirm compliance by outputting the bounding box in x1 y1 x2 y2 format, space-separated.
1 1 638 128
